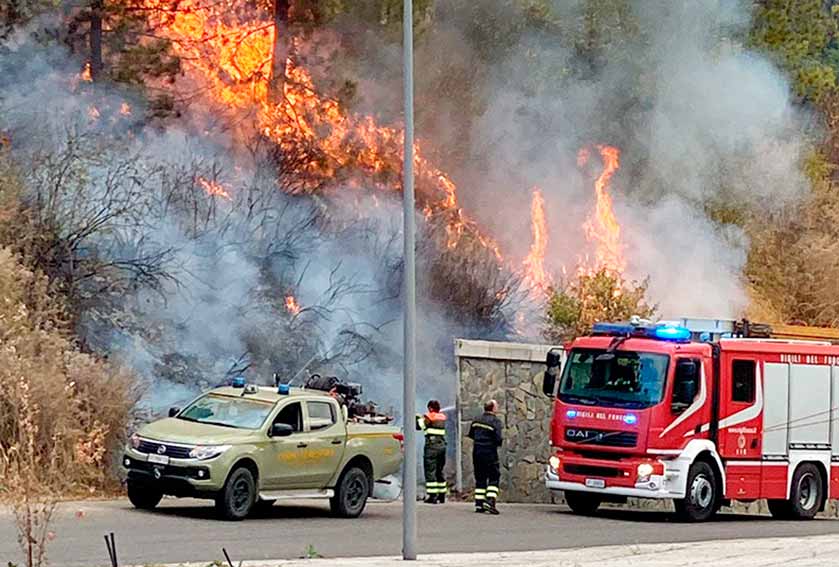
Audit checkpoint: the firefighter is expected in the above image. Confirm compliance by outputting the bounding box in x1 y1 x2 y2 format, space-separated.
416 400 448 503
467 399 503 515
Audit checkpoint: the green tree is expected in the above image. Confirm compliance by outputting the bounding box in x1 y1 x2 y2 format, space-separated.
544 268 656 343
750 0 839 103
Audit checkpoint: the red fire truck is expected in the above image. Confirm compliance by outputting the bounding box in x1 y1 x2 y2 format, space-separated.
541 318 839 522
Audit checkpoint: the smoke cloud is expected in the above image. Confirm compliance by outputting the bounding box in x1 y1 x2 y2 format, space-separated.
0 0 817 416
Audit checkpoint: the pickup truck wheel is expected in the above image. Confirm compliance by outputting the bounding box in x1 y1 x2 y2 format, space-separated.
331 466 370 518
127 480 162 510
215 467 256 521
564 491 601 515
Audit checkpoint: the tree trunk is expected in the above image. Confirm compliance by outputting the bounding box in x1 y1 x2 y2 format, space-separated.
268 0 291 102
89 0 103 81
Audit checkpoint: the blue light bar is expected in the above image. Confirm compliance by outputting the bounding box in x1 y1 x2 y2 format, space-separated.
566 410 578 419
277 383 290 395
592 322 636 336
231 376 246 388
623 414 638 425
652 325 691 341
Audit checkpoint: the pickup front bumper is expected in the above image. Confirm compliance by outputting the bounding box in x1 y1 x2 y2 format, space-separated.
122 451 220 496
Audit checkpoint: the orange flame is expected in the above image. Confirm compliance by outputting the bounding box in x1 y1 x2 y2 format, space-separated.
580 145 625 276
284 295 301 316
87 105 100 120
140 0 502 261
80 62 92 83
522 188 551 296
120 102 132 116
197 177 232 200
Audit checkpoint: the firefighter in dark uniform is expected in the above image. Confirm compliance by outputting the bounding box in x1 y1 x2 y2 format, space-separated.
467 399 503 515
416 400 448 503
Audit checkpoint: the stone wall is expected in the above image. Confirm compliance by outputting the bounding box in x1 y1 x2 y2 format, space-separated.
455 339 561 503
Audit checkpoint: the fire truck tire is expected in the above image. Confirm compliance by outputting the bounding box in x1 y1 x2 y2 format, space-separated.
127 480 162 510
330 466 371 518
215 466 257 521
564 491 602 515
786 463 823 520
767 499 791 520
674 461 718 522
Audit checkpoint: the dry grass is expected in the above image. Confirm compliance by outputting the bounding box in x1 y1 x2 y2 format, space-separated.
0 156 137 566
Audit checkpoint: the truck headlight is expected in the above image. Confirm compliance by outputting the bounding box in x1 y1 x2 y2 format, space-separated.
549 456 560 472
189 445 232 460
637 463 654 479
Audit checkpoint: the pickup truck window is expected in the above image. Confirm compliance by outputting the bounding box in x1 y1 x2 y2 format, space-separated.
308 401 336 431
274 402 303 433
179 394 274 430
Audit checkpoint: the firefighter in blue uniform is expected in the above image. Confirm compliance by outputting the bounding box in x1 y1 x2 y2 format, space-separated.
417 400 448 503
468 399 503 515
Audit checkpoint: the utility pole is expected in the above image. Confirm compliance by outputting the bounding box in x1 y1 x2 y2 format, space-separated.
401 0 417 561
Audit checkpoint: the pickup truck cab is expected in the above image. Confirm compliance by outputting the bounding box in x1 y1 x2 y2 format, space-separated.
122 385 403 520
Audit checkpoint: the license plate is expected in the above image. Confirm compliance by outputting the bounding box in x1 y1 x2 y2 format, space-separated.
585 478 605 489
147 454 170 465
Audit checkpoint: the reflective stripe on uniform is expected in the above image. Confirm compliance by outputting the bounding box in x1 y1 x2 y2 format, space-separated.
417 416 427 430
426 482 448 494
472 422 495 431
425 428 446 436
474 488 486 501
486 486 499 499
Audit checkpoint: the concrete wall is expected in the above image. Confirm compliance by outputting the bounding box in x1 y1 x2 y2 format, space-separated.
455 339 562 503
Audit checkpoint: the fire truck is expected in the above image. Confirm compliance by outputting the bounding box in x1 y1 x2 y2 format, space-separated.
541 318 839 522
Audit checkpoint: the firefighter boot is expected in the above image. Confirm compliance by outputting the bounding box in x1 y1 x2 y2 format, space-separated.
474 502 485 513
423 494 437 504
486 497 500 515
437 493 445 504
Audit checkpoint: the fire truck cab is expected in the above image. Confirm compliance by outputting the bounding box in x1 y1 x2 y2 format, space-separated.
542 319 839 521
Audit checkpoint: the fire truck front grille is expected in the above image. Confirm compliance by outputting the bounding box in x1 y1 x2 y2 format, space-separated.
564 464 623 478
564 428 637 448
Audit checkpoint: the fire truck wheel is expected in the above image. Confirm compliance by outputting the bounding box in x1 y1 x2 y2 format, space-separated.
215 466 257 521
674 461 717 522
330 466 371 518
787 463 823 520
564 491 602 515
767 499 791 520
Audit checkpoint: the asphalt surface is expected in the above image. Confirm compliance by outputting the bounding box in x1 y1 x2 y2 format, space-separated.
5 498 839 567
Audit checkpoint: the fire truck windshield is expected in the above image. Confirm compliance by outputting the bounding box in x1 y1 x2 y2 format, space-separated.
558 349 670 409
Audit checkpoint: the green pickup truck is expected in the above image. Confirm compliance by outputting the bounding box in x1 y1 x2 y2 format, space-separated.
122 384 403 520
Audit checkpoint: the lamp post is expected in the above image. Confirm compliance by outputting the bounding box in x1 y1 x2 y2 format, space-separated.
401 0 417 561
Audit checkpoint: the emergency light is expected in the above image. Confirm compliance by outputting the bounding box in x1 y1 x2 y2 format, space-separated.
591 321 693 343
231 376 246 388
277 383 290 395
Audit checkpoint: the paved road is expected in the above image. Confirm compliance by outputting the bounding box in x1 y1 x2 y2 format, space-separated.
5 499 839 567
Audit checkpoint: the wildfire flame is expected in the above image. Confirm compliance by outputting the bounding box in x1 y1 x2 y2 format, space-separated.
80 62 92 83
579 145 625 277
141 0 502 260
284 295 301 316
522 188 551 296
120 102 132 116
87 105 100 120
197 177 232 201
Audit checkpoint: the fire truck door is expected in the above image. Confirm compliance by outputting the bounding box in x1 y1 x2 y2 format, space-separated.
720 357 762 500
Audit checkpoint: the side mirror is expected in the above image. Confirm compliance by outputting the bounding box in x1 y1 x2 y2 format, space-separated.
543 349 563 397
672 360 698 411
270 423 294 438
168 407 181 418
